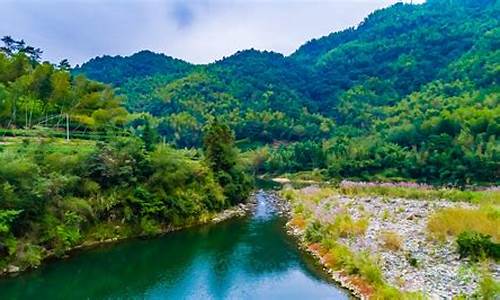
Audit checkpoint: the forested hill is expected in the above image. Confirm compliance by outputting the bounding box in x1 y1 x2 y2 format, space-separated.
74 0 499 184
73 50 193 86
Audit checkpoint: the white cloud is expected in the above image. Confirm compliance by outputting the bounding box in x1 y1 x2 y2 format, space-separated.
0 0 427 65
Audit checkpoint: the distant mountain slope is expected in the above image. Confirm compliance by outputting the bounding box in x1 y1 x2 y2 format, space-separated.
73 50 193 86
74 0 499 152
73 50 194 111
291 0 498 106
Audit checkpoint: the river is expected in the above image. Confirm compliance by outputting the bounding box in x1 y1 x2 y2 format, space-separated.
0 191 348 299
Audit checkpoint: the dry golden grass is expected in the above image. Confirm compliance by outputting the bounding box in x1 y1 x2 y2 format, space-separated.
289 215 306 229
379 231 403 251
427 207 500 241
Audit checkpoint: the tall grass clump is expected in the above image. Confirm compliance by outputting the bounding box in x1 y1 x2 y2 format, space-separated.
379 231 403 251
427 207 499 241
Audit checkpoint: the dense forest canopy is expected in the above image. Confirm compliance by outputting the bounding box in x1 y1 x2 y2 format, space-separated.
73 0 499 185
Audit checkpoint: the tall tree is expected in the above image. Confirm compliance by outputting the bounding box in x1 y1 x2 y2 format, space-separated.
203 119 252 204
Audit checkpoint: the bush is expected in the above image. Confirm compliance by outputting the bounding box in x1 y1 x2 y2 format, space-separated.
331 214 368 238
456 231 499 261
405 252 419 267
304 221 324 243
140 217 162 236
14 242 43 269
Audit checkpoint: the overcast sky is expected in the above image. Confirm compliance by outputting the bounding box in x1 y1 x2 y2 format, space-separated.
1 0 425 66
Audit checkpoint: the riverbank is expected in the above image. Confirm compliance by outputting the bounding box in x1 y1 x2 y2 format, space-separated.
279 184 500 299
0 190 350 299
1 198 256 277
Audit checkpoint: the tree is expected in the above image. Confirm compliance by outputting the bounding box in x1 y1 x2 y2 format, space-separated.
142 117 157 152
58 59 71 71
203 119 252 204
1 36 42 63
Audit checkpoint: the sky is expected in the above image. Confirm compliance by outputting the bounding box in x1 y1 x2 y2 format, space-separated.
1 0 425 66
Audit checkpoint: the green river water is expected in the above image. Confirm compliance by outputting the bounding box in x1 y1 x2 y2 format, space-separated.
0 191 348 299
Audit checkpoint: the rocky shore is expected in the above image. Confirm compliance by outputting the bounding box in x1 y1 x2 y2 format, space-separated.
280 186 500 299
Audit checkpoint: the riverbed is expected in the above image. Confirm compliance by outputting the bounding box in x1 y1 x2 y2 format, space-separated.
0 192 348 299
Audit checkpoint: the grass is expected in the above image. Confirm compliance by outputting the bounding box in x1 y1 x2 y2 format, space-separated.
427 206 500 241
283 181 499 205
285 190 405 298
339 184 499 205
338 183 500 204
329 214 369 238
314 233 421 299
282 186 337 204
379 231 403 251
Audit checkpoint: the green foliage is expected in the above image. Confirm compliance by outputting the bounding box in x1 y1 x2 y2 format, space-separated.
0 209 21 234
0 136 248 269
75 0 499 185
477 273 500 299
139 217 161 236
15 243 43 269
304 221 323 243
456 231 499 261
203 120 253 204
73 50 192 87
0 38 128 133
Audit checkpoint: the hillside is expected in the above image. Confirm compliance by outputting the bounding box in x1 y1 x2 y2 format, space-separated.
73 51 194 112
75 0 499 185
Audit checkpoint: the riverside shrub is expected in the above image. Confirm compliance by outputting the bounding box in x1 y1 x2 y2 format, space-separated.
456 231 499 261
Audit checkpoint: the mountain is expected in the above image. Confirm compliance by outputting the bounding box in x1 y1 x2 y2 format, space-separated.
291 0 498 107
74 50 193 86
73 0 499 184
73 51 194 112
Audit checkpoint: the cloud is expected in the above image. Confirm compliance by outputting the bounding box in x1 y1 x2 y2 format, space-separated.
0 0 426 65
171 1 195 29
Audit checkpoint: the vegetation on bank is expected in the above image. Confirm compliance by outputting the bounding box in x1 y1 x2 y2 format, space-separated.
0 120 252 272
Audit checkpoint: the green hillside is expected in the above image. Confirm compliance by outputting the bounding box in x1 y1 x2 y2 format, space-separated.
74 0 499 185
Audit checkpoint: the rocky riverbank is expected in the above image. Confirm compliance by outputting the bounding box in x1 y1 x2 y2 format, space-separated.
1 198 256 277
280 185 500 299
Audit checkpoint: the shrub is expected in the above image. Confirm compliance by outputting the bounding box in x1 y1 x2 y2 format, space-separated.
140 217 162 236
380 231 403 251
320 240 354 270
358 254 384 285
14 242 43 269
304 221 323 243
405 252 419 267
290 215 306 229
456 231 500 261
